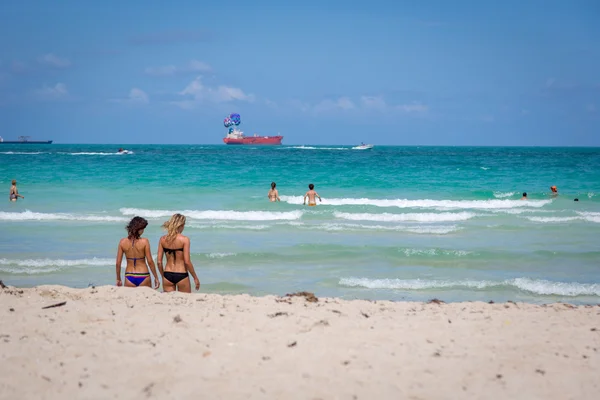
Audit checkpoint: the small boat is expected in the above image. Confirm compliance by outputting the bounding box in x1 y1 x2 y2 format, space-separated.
352 143 374 150
117 148 133 155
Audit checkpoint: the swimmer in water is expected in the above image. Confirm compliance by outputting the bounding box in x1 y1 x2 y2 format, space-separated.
521 192 528 200
550 186 558 194
9 180 24 202
303 183 322 206
268 182 280 202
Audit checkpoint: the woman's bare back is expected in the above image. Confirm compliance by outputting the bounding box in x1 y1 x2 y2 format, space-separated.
160 234 187 273
120 238 149 272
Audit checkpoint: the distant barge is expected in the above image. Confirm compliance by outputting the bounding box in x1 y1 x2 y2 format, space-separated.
0 136 53 144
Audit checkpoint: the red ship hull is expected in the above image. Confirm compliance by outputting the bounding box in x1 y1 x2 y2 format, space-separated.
223 136 283 145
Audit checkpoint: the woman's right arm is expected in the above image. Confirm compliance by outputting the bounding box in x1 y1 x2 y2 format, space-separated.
183 237 200 290
156 238 164 277
145 239 159 290
115 241 123 286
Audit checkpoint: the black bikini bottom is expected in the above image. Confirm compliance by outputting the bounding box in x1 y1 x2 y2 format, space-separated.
164 271 189 285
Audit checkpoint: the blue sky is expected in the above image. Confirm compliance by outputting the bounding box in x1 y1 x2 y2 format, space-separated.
1 0 599 145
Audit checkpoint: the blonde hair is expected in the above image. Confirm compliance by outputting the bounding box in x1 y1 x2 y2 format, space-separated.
12 180 16 185
162 213 186 243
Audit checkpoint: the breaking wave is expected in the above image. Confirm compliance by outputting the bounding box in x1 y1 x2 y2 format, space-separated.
493 191 516 199
0 257 114 274
339 277 600 296
333 211 476 223
0 210 127 222
120 208 303 221
280 196 550 210
527 215 600 223
319 223 461 234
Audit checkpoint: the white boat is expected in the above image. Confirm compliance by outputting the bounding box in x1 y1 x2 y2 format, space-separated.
117 148 133 155
352 143 374 150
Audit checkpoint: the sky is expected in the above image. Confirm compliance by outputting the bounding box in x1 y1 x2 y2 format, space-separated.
0 0 599 145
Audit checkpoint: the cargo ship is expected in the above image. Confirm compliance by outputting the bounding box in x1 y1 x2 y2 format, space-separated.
222 113 283 145
0 136 53 144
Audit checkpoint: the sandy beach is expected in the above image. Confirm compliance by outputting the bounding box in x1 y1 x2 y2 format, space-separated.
0 285 598 399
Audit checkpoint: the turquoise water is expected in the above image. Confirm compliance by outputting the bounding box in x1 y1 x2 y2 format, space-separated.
1 144 599 303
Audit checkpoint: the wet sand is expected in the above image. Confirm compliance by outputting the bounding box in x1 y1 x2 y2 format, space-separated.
1 285 598 399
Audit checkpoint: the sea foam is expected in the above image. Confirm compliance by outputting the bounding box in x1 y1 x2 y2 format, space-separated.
333 211 476 223
0 257 115 274
280 196 550 210
120 208 303 221
319 223 461 234
0 210 127 222
339 277 600 296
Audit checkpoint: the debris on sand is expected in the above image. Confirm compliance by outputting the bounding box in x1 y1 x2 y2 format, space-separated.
42 301 67 310
268 312 288 318
428 299 445 305
284 292 318 303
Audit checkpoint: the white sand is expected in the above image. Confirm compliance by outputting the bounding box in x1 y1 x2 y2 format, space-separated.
0 285 598 399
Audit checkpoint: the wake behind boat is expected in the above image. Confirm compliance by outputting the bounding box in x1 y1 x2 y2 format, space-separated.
223 113 283 145
352 143 374 150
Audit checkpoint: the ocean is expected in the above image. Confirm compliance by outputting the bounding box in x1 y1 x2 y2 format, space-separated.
1 145 599 303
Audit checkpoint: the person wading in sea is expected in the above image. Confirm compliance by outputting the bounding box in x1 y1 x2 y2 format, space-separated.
9 180 24 202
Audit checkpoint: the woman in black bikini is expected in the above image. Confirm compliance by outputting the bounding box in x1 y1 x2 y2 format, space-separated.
9 180 24 202
157 213 200 293
116 216 160 289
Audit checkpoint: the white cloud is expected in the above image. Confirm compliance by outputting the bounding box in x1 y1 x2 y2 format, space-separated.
110 88 149 105
128 88 149 104
360 96 387 109
177 76 254 106
34 83 68 100
396 102 428 113
38 53 71 68
336 97 355 109
145 60 212 76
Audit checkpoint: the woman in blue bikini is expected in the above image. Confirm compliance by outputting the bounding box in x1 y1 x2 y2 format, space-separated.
157 213 200 293
115 216 160 289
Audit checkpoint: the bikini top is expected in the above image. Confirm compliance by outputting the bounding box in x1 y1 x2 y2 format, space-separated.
126 239 145 266
163 247 184 261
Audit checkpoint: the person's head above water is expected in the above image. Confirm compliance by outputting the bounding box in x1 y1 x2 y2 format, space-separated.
309 183 314 190
522 192 527 197
550 186 558 193
11 179 16 185
126 216 148 239
162 213 186 242
271 182 276 189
